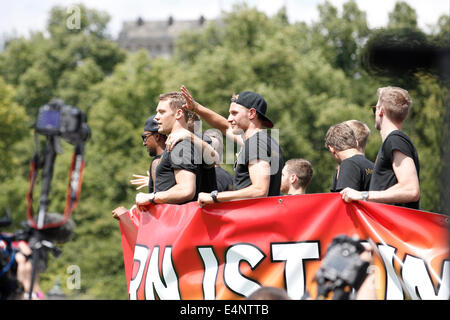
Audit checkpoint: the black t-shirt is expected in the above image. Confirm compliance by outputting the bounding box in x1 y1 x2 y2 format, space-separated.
198 133 218 195
154 137 217 203
215 166 233 192
369 130 420 209
233 130 284 196
330 155 374 192
148 154 162 193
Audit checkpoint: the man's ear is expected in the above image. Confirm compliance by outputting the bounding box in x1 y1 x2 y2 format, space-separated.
175 108 184 120
155 133 164 143
248 108 257 120
289 174 298 185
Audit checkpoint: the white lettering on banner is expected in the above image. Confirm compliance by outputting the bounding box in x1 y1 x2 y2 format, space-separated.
377 244 404 299
145 246 181 299
223 244 265 297
129 245 149 300
128 242 449 300
402 256 449 300
197 246 219 300
271 242 320 299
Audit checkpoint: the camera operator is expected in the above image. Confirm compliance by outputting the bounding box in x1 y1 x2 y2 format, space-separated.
313 234 377 300
13 241 45 299
1 233 45 300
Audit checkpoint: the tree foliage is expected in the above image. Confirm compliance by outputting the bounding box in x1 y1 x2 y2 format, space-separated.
0 2 448 299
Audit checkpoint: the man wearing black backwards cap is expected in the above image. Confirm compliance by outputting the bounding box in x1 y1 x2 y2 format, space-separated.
180 85 283 207
130 115 167 193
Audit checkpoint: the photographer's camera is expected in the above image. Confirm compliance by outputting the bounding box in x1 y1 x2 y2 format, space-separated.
36 99 90 145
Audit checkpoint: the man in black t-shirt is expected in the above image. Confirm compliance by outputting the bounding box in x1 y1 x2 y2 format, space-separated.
180 86 283 207
113 115 167 220
368 130 420 209
341 86 420 209
325 122 374 192
204 129 234 192
135 92 217 205
233 129 283 196
215 166 233 192
129 115 167 193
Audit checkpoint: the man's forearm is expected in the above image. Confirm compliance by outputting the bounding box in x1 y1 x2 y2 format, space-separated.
367 183 420 204
194 102 230 135
216 185 269 202
155 185 196 204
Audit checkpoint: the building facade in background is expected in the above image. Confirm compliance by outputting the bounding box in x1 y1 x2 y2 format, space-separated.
117 16 218 58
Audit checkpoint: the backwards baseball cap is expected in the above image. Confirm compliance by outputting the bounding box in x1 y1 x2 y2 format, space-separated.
232 91 274 128
144 115 159 132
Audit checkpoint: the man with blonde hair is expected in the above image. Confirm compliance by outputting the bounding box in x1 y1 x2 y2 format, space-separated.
344 119 371 154
180 85 283 207
135 91 217 205
341 86 420 209
325 123 374 192
280 158 313 195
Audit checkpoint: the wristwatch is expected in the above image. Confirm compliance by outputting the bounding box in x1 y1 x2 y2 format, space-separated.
361 191 369 201
210 190 220 203
148 192 156 204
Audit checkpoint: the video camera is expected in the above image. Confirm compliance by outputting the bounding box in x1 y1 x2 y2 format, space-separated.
29 99 89 230
35 99 90 146
315 235 370 300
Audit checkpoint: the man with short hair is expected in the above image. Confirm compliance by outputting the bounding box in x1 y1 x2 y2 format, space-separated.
135 92 216 205
325 123 374 192
113 115 167 221
180 86 283 207
280 159 313 195
344 119 371 154
341 86 420 209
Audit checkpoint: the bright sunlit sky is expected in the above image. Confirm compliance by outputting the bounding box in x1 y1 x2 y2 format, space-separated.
1 0 449 39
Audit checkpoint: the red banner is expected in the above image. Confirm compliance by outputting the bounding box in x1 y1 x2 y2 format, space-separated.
118 193 449 300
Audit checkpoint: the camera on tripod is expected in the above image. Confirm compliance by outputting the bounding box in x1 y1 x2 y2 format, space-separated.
35 99 90 146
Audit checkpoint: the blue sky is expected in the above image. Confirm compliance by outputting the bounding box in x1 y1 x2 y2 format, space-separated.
1 0 449 39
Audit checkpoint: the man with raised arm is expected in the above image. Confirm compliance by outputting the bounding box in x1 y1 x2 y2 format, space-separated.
180 86 284 207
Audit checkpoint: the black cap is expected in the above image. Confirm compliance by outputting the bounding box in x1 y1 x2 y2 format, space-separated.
144 115 159 132
232 91 274 128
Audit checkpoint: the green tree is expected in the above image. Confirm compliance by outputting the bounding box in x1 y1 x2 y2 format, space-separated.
41 50 167 299
312 0 370 76
0 77 33 225
0 2 447 301
388 1 418 29
0 4 125 117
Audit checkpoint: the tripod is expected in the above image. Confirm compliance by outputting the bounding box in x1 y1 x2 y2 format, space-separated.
26 135 85 300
